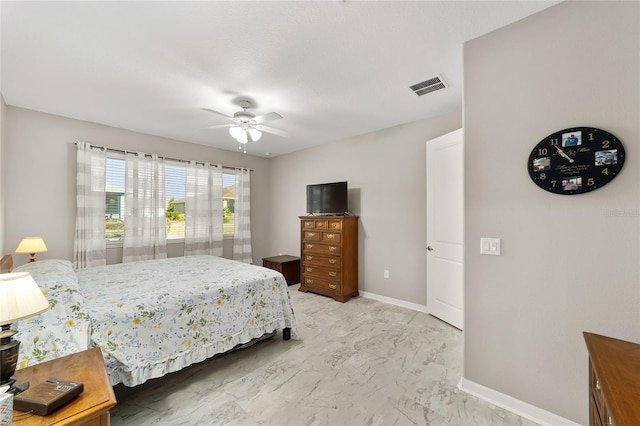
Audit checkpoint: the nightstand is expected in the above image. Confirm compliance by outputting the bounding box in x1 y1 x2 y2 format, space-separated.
12 347 116 426
262 255 300 285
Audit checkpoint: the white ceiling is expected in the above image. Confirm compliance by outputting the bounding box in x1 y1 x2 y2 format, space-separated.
1 1 557 157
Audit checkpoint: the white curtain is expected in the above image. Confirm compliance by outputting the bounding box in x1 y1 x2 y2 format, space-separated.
184 162 223 256
233 168 252 263
73 142 107 269
122 152 167 262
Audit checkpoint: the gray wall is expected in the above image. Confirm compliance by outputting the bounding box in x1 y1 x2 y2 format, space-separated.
3 104 461 306
463 2 639 424
0 95 5 255
267 111 461 304
3 107 272 265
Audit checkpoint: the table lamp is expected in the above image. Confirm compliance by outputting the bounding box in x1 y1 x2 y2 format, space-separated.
0 272 50 393
15 237 48 262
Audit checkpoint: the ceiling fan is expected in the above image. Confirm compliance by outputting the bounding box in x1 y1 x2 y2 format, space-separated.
201 100 287 152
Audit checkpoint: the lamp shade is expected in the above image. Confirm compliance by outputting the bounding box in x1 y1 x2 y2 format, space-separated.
248 128 262 142
15 237 48 254
0 272 50 326
229 126 243 140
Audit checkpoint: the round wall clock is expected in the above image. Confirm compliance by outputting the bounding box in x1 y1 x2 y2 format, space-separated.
528 127 625 195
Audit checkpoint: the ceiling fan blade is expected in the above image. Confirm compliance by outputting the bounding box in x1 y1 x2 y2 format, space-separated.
204 123 232 130
257 125 289 138
200 107 235 121
253 112 282 124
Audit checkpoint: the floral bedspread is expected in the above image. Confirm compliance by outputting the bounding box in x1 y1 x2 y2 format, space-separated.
75 255 297 386
14 256 297 387
13 260 92 370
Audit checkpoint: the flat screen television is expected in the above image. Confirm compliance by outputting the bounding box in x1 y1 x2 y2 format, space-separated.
306 181 348 215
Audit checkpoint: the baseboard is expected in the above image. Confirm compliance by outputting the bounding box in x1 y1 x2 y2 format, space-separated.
458 378 581 426
359 290 428 313
360 292 579 425
360 290 579 424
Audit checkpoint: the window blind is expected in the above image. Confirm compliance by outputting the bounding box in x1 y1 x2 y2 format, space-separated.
105 157 235 241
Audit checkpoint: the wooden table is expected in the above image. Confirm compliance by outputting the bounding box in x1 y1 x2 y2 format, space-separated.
12 348 116 426
262 255 300 285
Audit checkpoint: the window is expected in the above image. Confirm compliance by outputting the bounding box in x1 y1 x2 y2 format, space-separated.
105 157 236 241
105 158 125 242
223 173 236 235
165 164 186 240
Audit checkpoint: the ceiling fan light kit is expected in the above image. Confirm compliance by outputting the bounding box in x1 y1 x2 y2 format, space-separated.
229 125 261 142
202 99 283 154
248 128 262 141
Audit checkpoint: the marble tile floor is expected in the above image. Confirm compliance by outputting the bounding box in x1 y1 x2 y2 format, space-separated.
110 285 538 426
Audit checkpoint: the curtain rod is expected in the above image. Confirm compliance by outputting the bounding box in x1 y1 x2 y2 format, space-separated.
75 142 254 172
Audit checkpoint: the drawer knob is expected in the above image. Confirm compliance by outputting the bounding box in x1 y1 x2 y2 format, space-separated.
329 272 337 277
329 284 337 289
329 246 337 252
307 267 313 272
306 244 314 249
307 232 316 237
327 234 335 239
307 278 314 284
307 256 313 261
329 259 337 264
596 380 601 391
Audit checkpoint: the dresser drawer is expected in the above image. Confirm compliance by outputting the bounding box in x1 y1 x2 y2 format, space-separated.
591 367 612 426
302 253 340 268
303 243 341 255
303 231 322 241
322 232 341 243
590 400 604 426
302 275 340 293
327 220 342 231
303 265 340 282
314 220 328 229
302 219 336 230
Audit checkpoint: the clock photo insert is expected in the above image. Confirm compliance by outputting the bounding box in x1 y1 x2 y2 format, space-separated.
528 127 625 195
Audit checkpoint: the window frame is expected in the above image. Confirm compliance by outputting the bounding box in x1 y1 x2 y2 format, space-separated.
104 154 237 246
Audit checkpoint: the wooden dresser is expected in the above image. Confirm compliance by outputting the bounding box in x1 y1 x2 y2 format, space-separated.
583 332 640 426
299 215 358 302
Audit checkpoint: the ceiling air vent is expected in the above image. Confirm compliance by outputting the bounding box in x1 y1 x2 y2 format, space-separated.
410 75 447 96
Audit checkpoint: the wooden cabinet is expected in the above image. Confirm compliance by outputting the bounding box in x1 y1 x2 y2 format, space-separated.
583 332 640 426
299 216 358 302
262 255 300 285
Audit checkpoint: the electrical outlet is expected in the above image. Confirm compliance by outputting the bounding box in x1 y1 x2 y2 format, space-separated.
384 270 390 279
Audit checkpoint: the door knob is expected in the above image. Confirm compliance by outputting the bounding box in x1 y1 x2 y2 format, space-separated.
427 246 435 251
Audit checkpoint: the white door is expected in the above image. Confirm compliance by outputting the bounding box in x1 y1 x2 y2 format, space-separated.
426 129 464 330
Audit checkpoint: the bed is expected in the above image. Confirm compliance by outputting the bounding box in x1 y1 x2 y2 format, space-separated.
12 255 297 387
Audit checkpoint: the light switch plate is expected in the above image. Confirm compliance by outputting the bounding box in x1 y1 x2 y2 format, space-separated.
480 238 501 255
